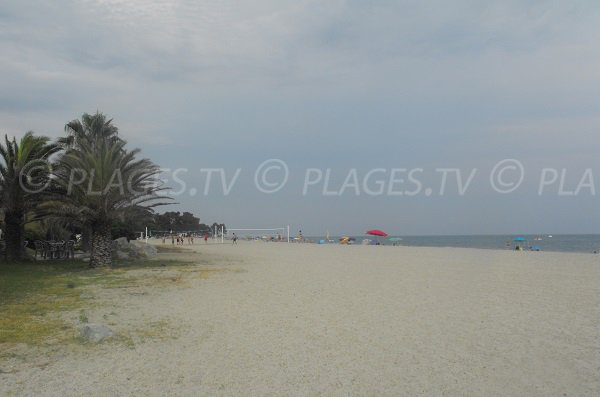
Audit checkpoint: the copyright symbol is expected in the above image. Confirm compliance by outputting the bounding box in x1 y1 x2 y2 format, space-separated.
490 159 524 194
19 159 53 194
254 159 289 194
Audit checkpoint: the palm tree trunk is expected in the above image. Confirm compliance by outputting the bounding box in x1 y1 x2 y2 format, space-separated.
4 211 24 261
90 223 112 268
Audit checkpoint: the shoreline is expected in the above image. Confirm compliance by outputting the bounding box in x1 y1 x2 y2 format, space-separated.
293 234 600 255
224 238 600 256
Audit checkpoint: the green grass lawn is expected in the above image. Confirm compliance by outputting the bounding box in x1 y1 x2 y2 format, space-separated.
0 259 195 347
1 260 93 345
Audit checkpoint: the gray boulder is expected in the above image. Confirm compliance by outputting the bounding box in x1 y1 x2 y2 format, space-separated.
130 241 157 258
112 238 157 260
79 324 113 343
113 237 130 250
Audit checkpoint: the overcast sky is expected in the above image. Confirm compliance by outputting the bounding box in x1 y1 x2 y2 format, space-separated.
2 0 600 235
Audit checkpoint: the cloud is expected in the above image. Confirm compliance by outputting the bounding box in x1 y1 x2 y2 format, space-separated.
1 0 600 233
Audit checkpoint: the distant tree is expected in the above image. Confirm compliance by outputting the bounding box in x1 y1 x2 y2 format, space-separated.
152 211 179 231
180 212 200 231
198 223 210 234
152 211 201 232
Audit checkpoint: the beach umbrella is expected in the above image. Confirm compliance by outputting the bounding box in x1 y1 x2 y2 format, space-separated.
388 237 402 246
366 229 388 237
366 229 388 245
513 236 527 251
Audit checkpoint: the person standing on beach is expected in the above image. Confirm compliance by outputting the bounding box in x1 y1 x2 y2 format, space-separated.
232 233 238 245
204 233 208 244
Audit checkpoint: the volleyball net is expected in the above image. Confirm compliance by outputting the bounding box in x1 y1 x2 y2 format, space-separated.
225 226 290 243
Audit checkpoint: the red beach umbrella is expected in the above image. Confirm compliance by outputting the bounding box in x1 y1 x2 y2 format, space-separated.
366 229 388 237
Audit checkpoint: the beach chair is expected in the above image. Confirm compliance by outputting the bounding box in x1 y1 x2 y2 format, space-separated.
55 241 66 259
65 240 75 259
47 241 59 259
33 240 46 259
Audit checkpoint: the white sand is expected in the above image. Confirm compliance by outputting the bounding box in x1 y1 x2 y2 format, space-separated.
2 242 600 396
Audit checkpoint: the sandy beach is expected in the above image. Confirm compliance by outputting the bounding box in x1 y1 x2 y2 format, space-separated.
2 242 600 396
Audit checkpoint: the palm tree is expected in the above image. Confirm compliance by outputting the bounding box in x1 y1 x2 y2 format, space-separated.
0 132 61 261
59 112 123 251
50 137 170 267
60 111 122 150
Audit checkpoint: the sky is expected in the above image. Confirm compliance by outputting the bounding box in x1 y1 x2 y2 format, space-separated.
1 0 600 235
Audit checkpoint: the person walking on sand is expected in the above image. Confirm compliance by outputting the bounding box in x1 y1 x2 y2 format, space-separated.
204 233 208 244
232 233 238 245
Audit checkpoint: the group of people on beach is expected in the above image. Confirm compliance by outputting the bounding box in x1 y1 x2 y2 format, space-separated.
161 233 212 245
162 234 195 245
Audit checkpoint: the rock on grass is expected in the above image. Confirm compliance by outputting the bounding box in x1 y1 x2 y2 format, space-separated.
79 324 113 343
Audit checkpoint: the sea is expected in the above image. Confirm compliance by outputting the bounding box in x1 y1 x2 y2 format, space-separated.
306 234 600 254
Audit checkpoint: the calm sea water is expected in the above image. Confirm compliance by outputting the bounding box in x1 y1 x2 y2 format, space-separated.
307 235 600 253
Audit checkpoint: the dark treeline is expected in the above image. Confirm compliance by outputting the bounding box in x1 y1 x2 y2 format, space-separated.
151 211 226 236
